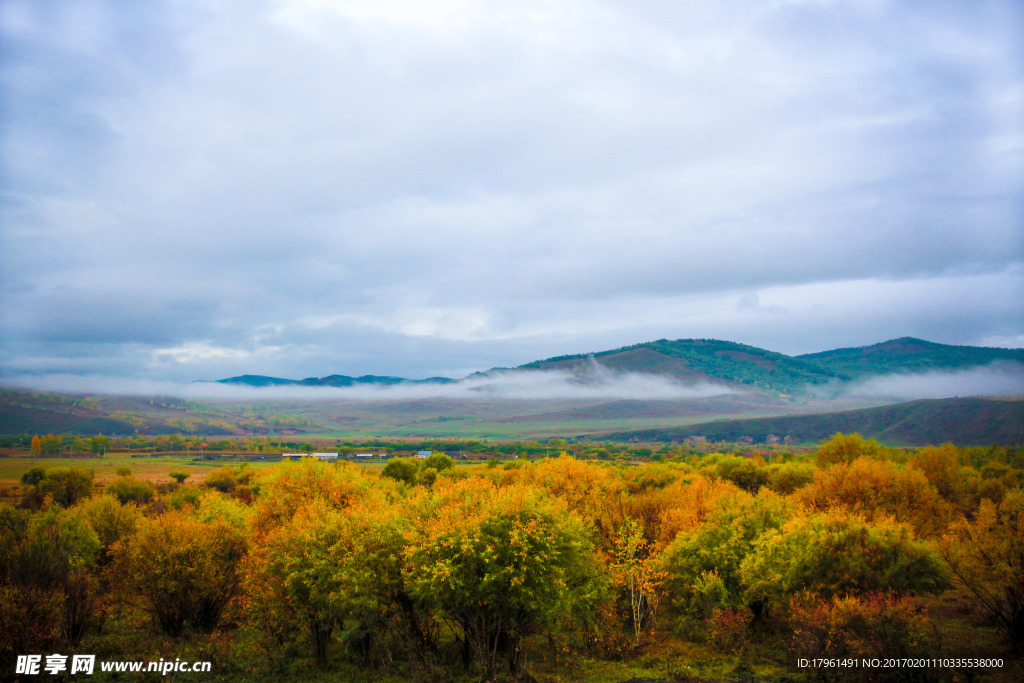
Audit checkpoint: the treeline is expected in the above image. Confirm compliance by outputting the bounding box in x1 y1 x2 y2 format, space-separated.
2 434 1023 681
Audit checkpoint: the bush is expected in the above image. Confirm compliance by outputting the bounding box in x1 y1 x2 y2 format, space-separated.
105 477 156 505
788 592 935 671
113 510 248 636
939 490 1024 650
405 478 603 679
39 467 94 508
168 485 203 510
203 467 237 493
706 607 753 652
816 433 881 467
381 458 419 485
658 491 791 622
798 457 951 537
741 513 949 607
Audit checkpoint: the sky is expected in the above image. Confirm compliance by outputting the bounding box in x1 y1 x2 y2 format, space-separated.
2 0 1023 386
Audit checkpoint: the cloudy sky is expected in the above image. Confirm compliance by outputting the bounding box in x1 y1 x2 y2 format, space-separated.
2 0 1022 385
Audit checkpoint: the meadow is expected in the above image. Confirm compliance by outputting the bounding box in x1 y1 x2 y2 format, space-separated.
2 434 1022 682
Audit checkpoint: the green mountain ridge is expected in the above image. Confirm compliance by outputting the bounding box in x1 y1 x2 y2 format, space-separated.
216 336 1024 395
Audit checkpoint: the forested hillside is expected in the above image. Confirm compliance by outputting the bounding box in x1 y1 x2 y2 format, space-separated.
601 397 1024 446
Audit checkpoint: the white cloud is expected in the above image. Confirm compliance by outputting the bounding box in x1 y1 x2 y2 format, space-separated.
844 362 1024 400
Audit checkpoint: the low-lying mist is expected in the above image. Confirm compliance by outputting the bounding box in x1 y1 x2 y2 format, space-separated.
840 361 1024 400
2 367 737 402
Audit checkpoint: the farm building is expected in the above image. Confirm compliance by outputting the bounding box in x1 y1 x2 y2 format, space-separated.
281 452 339 461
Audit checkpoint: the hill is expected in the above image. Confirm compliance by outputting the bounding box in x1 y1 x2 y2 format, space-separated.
516 339 839 393
797 337 1024 378
213 337 1022 397
597 397 1024 446
216 374 455 387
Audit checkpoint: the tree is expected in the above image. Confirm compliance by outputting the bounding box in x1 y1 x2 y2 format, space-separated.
114 510 247 636
740 513 948 607
89 435 111 455
20 467 46 489
105 477 156 505
381 458 419 485
421 452 454 472
816 432 880 467
30 435 41 455
939 490 1024 650
798 456 951 537
405 479 602 678
169 469 191 485
39 467 94 508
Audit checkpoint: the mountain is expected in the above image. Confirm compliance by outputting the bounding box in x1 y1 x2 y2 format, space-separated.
215 337 1022 396
597 397 1024 447
515 339 839 393
217 374 455 387
797 337 1024 378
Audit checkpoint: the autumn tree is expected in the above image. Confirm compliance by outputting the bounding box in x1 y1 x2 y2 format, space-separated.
798 457 951 537
405 479 602 679
939 490 1024 650
816 432 880 467
113 510 247 636
740 513 948 608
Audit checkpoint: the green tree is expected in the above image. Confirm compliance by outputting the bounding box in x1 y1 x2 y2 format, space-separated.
405 479 602 678
381 457 419 485
740 513 948 607
20 467 46 489
169 469 191 485
105 477 156 505
39 467 94 508
421 452 455 472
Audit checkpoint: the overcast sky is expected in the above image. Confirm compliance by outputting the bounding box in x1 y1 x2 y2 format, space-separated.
2 0 1022 384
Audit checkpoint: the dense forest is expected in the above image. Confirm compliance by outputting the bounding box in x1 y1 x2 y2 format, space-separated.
2 434 1022 681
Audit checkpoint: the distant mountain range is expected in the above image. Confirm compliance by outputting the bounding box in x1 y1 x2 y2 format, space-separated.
2 337 1019 444
217 337 1024 395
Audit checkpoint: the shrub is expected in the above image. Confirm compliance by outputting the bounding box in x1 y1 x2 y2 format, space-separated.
716 456 768 492
816 433 880 468
798 457 951 537
203 467 237 493
939 490 1024 650
169 469 191 485
658 491 791 622
381 458 419 485
741 513 949 607
105 477 156 505
706 607 753 652
39 467 94 508
788 592 935 668
421 452 454 472
405 479 603 679
113 511 248 636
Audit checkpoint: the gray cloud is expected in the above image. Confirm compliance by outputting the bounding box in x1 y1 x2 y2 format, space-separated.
1 0 1022 383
